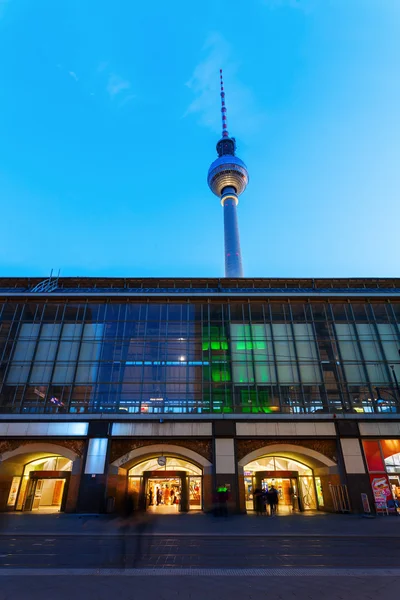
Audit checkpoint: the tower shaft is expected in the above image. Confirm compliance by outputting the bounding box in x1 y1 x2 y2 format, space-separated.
207 70 249 278
222 187 243 277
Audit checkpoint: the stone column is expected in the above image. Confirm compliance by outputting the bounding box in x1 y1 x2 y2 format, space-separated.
339 437 374 513
214 437 239 512
77 422 111 513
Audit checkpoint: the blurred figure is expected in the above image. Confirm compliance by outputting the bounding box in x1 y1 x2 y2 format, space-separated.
254 487 263 516
156 486 162 506
119 492 135 568
215 485 229 517
267 485 279 516
132 510 154 567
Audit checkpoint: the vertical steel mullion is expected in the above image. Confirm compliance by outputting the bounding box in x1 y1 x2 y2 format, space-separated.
380 302 400 407
0 302 22 398
165 302 170 414
43 302 64 413
348 303 377 412
308 302 329 412
139 302 148 414
268 303 282 411
24 303 46 412
70 302 88 412
185 302 190 415
369 303 397 404
247 301 259 412
387 302 400 346
59 302 73 413
309 302 325 390
328 303 352 411
288 302 306 413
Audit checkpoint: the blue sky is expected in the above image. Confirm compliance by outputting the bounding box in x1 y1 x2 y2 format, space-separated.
0 0 399 278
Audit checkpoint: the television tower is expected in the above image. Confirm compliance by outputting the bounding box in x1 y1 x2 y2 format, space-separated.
207 70 249 277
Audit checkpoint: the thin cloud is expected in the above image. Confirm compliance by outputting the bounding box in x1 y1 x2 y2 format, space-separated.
107 74 131 98
68 71 78 82
262 0 314 11
118 93 136 108
97 61 110 73
0 0 9 18
185 32 265 138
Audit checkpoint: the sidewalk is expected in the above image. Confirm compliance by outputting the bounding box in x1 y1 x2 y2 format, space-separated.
0 511 399 537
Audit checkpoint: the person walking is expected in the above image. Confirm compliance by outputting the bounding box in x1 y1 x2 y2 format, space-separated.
267 485 279 516
215 486 229 517
254 487 264 516
156 486 162 506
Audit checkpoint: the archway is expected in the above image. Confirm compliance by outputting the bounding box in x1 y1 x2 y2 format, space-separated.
0 443 81 513
238 444 338 514
110 444 212 513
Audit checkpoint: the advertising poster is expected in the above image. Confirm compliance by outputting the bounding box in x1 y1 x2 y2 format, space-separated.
7 477 21 506
369 474 392 507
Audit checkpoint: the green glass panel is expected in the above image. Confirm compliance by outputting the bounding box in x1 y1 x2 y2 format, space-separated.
255 364 269 383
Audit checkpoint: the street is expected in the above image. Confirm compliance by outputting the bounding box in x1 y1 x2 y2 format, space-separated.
0 533 400 569
0 514 398 598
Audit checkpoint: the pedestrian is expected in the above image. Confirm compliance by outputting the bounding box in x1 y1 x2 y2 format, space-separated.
215 486 229 517
132 510 154 567
267 485 279 516
254 487 264 516
262 488 269 515
156 486 162 506
123 492 134 519
148 487 153 506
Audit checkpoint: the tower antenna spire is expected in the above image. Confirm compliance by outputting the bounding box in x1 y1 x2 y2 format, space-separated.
220 68 229 138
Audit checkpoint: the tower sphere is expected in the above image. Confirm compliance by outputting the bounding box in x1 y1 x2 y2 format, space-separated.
207 154 249 197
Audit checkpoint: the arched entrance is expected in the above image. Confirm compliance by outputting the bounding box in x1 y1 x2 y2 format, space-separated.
109 444 213 513
0 443 81 513
238 444 338 514
129 456 202 513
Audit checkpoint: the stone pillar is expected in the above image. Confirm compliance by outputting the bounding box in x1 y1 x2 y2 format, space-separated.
214 438 239 512
77 422 111 513
202 468 214 512
65 458 82 513
107 466 128 514
339 437 374 513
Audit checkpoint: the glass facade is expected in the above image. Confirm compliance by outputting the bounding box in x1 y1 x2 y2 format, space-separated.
0 298 399 414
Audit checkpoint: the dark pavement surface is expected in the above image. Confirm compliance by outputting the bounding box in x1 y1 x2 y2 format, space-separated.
0 513 399 599
1 510 400 537
0 574 398 600
0 532 400 569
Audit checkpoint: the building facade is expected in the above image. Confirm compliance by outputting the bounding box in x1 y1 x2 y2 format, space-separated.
0 276 400 515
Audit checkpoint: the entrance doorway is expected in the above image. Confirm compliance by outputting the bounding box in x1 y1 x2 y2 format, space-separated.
12 456 72 513
23 472 70 512
243 456 318 513
260 474 299 514
128 456 203 512
147 476 181 513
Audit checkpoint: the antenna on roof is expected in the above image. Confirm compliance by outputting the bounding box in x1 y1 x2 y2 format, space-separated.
30 269 60 293
220 69 229 139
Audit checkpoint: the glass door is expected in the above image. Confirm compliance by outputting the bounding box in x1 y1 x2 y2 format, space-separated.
188 476 202 510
